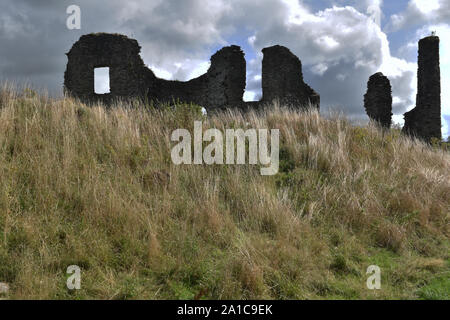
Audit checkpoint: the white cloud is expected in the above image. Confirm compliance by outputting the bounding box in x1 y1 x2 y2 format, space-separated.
315 35 340 50
246 2 415 117
243 90 258 102
413 0 440 14
387 0 450 32
170 60 211 81
367 0 383 27
151 66 173 80
118 0 232 78
378 30 417 122
311 63 329 76
188 61 211 80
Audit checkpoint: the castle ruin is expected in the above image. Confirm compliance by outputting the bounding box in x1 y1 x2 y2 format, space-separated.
364 72 392 129
64 33 320 111
260 45 320 108
402 35 442 142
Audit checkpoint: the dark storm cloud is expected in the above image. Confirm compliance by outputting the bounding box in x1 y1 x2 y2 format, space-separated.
1 1 83 93
240 3 415 118
0 0 416 120
0 0 230 94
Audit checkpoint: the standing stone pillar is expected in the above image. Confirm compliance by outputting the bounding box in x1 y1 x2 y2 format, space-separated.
364 72 392 128
403 35 441 141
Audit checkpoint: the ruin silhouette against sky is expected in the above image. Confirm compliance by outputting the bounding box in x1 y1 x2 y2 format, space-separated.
64 33 442 142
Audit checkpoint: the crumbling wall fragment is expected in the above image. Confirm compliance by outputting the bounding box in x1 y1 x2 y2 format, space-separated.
149 45 246 111
364 72 392 128
403 35 442 141
64 33 148 104
260 45 320 109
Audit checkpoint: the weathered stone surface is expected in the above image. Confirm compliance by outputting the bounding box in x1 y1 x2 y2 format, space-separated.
64 33 148 105
148 45 247 111
403 35 442 141
364 72 392 128
64 33 319 111
260 45 320 109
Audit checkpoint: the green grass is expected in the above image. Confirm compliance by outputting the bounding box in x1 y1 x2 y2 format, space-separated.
417 275 450 300
0 86 448 299
417 259 450 300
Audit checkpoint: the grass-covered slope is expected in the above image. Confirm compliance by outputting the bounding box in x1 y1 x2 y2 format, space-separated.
0 88 448 299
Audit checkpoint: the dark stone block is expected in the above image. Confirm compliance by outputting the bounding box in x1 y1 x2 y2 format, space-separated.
260 45 320 109
64 33 148 105
403 36 442 142
364 72 392 128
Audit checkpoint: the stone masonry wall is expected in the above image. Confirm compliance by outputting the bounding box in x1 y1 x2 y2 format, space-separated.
403 35 442 141
364 72 392 128
64 33 149 104
261 45 320 109
147 45 246 111
64 33 320 111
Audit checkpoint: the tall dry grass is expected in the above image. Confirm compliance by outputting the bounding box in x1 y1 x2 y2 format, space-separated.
0 86 448 299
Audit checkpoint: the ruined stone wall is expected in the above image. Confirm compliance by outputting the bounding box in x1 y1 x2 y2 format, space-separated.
64 33 149 104
403 36 441 141
64 33 319 111
260 45 320 108
364 72 392 128
148 45 246 111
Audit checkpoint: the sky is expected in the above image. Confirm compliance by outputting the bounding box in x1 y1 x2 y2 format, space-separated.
0 0 449 139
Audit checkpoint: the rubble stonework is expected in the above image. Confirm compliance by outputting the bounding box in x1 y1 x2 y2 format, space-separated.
403 35 442 141
261 45 320 108
364 72 392 128
64 33 320 111
147 45 246 111
64 33 149 105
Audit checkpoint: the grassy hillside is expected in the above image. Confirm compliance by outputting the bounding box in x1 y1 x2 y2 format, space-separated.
0 87 448 300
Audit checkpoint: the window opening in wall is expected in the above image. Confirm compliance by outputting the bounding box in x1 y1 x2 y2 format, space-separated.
94 67 110 94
